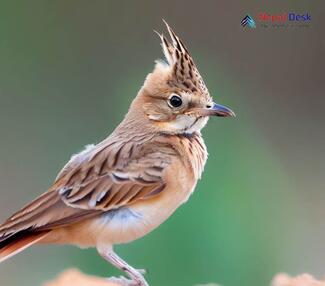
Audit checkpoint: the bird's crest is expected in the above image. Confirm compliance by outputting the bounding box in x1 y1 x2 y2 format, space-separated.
155 20 209 97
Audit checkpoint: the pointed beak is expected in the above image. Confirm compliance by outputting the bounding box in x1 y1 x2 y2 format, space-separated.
186 102 236 117
209 103 236 117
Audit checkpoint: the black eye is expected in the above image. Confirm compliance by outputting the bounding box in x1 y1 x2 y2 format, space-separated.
168 95 183 108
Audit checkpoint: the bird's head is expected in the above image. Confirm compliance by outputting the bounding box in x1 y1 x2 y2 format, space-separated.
129 20 235 135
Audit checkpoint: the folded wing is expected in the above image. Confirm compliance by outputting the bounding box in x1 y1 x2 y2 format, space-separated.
0 139 174 261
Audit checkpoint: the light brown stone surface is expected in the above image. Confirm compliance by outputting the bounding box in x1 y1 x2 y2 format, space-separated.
44 269 325 286
271 273 325 286
43 269 119 286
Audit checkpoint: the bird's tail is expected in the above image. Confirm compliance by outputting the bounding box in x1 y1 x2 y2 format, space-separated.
0 230 49 263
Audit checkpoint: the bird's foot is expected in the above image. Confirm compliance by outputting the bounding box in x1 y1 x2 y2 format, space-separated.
99 250 149 286
107 276 134 286
108 275 148 286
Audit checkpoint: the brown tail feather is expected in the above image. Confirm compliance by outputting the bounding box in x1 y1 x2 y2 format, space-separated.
0 231 49 263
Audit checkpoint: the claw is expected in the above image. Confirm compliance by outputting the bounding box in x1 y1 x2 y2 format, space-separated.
107 275 148 286
107 276 137 286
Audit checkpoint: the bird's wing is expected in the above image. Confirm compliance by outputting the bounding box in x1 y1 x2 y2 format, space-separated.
59 148 170 212
0 140 175 240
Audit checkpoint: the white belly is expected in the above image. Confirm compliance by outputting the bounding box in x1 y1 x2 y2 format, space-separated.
93 183 197 247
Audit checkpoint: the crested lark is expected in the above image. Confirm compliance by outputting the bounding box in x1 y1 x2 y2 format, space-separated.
0 21 235 286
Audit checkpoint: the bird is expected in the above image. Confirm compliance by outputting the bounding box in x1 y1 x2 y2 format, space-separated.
0 20 235 286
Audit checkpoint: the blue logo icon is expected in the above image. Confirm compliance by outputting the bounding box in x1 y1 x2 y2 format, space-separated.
241 15 256 28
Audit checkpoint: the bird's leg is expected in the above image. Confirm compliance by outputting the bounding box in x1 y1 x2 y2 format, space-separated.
99 250 148 286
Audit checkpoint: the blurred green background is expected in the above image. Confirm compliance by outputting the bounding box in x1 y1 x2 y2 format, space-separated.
0 1 324 285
